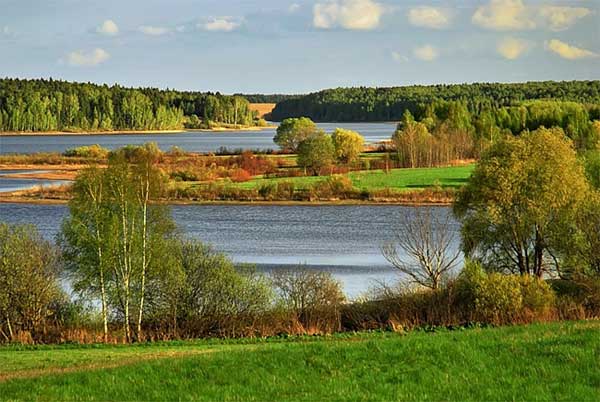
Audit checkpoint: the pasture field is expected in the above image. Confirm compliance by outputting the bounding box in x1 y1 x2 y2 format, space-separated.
1 320 598 401
233 165 475 192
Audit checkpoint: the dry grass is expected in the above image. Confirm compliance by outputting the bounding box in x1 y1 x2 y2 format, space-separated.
249 103 276 118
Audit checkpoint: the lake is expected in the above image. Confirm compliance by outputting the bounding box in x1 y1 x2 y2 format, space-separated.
0 203 459 298
0 123 396 154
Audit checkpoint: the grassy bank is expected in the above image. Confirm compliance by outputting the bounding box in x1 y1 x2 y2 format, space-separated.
1 164 474 204
233 165 474 192
0 320 598 400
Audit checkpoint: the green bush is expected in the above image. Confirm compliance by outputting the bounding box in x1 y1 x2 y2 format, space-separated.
311 175 356 199
276 181 295 199
258 182 278 200
455 262 557 324
63 144 109 159
519 275 556 313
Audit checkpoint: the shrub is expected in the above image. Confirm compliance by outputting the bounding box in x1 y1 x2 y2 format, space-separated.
311 175 355 199
230 168 252 183
276 181 295 199
63 144 109 159
519 275 556 314
171 170 199 182
272 267 345 334
455 262 557 324
259 182 278 200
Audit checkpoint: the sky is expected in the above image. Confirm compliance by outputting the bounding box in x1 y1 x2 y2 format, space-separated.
0 0 599 94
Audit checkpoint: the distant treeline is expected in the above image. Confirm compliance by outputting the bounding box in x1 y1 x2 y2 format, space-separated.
269 81 600 122
0 78 258 132
238 94 300 104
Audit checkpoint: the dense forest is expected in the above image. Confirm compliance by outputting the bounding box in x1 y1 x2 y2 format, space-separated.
270 81 600 122
0 78 258 132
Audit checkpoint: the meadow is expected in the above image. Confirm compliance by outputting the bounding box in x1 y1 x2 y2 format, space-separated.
233 164 475 192
1 320 598 401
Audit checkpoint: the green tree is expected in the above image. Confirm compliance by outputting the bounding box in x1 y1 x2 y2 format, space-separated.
61 143 175 342
331 128 365 164
274 117 319 152
297 132 335 176
165 239 272 336
60 166 114 342
454 128 589 277
0 223 62 341
392 120 431 168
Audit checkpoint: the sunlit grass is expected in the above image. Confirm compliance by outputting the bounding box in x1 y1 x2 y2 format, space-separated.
1 320 598 401
232 165 475 192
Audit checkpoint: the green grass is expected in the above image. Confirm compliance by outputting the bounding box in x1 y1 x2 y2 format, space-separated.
233 165 475 192
1 320 599 401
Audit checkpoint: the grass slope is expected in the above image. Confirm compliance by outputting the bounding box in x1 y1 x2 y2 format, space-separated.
234 165 475 192
1 320 599 401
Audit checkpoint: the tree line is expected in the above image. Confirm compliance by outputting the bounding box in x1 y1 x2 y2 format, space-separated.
269 81 600 123
0 78 258 132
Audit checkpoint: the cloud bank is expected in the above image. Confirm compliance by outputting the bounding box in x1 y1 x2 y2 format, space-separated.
66 48 110 67
313 0 383 30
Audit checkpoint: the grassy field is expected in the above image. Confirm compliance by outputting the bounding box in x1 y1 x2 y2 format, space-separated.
233 165 475 192
1 320 598 401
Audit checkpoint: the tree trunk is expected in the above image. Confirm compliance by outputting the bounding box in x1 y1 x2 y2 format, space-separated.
136 172 150 340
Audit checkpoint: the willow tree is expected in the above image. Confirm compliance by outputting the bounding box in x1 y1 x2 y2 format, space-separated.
454 127 589 277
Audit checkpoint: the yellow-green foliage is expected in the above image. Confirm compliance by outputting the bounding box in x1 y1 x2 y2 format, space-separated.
63 144 110 159
331 128 365 164
456 262 556 324
519 274 556 313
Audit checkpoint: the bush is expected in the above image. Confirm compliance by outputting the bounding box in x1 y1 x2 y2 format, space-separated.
171 170 199 182
519 275 556 314
311 175 356 199
63 144 109 159
272 267 345 334
230 168 252 183
259 182 278 200
276 181 295 199
455 262 556 324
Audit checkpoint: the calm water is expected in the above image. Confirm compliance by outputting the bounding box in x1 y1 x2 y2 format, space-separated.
0 203 458 297
0 123 396 154
0 170 70 193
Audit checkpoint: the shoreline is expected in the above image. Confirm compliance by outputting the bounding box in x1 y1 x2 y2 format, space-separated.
0 126 275 137
0 196 452 207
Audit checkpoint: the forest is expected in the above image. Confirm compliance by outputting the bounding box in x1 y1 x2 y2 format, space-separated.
0 78 258 132
269 81 600 123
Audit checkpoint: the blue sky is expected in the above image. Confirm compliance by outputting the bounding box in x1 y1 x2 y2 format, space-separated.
1 0 598 93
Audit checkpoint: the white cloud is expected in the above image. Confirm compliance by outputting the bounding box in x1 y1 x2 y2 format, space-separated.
413 45 438 61
66 48 110 67
199 17 241 32
139 26 170 36
96 20 119 36
391 51 408 63
497 37 529 59
408 7 451 29
2 26 10 35
546 39 597 60
313 0 383 30
289 3 301 13
472 0 535 31
539 6 591 31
